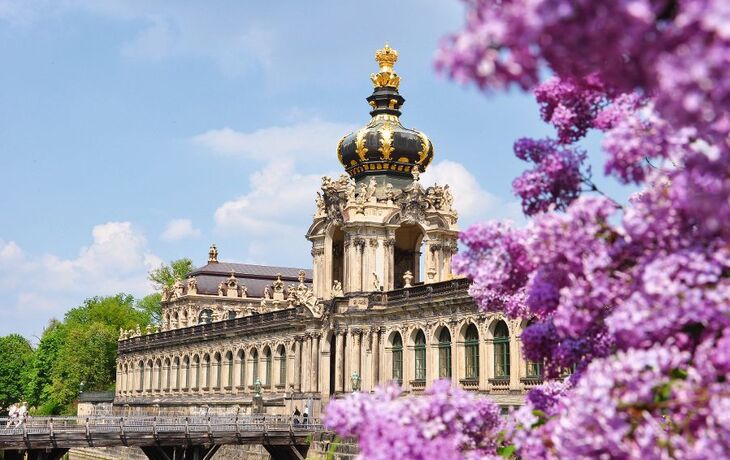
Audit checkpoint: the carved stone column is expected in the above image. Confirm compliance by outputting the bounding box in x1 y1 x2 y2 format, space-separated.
509 324 521 390
373 328 381 386
294 336 303 392
352 238 365 292
343 238 352 293
361 329 370 391
383 237 395 291
335 331 345 393
302 335 311 392
311 333 320 393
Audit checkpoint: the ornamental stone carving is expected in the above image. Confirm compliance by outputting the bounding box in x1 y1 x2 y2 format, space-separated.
187 277 198 295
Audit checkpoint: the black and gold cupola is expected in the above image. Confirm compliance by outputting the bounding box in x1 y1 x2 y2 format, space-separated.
337 44 434 181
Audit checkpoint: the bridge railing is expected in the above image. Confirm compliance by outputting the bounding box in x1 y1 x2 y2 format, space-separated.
0 415 322 439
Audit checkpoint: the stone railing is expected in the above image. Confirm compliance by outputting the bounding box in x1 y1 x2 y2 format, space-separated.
409 379 426 392
520 377 544 388
118 308 301 353
488 378 510 392
459 378 479 391
368 278 471 307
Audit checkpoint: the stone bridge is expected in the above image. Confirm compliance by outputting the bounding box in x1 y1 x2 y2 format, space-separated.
0 415 321 460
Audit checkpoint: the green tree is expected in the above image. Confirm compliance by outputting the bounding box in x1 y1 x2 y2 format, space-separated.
148 258 194 290
137 293 163 325
0 334 33 412
24 320 66 414
144 258 194 324
24 294 157 415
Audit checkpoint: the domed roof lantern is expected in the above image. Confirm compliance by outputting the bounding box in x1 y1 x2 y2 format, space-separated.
337 44 434 183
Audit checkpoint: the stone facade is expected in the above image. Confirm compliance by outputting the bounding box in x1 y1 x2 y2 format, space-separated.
114 45 541 418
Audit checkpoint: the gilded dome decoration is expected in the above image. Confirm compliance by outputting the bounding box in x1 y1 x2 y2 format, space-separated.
338 44 435 180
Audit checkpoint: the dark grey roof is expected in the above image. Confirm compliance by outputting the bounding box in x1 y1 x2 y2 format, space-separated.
186 262 312 298
190 262 312 280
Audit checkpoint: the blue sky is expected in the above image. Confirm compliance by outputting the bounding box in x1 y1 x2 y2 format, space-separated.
0 1 622 340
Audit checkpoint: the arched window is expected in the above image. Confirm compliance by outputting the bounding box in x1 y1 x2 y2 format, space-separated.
192 355 200 390
414 330 426 381
438 328 452 379
138 360 145 391
202 354 211 389
198 309 213 324
237 350 245 388
225 351 233 388
155 359 162 391
263 347 272 386
227 311 236 320
252 349 259 385
182 356 190 390
173 357 180 390
465 324 480 379
494 321 510 378
213 352 222 390
392 333 403 385
163 358 171 391
277 345 287 387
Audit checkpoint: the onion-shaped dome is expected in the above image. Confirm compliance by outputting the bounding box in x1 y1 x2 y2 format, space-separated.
337 44 434 179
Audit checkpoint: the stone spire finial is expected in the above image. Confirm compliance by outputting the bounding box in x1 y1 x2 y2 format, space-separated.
208 244 218 263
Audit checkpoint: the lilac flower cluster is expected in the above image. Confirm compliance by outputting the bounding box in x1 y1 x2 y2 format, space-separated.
323 380 504 460
330 2 730 458
511 138 587 216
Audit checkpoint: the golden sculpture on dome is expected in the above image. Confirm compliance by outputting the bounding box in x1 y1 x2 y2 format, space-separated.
370 43 401 89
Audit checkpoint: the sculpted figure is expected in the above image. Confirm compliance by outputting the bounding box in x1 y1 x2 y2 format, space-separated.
315 192 325 214
365 177 377 202
264 286 272 299
240 284 248 298
373 273 382 291
443 185 454 209
345 180 356 202
357 183 368 203
337 174 351 188
403 270 414 288
218 281 225 296
385 183 395 202
411 165 421 182
332 280 344 297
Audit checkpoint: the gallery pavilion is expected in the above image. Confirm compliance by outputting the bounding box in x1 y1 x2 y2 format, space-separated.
114 45 540 417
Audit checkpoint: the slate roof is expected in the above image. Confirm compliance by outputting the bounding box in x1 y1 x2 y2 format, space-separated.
185 262 312 298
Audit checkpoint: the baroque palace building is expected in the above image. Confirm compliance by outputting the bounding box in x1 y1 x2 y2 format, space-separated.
114 45 541 417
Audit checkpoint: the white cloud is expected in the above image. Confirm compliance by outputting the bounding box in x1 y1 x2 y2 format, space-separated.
0 222 160 337
421 160 523 225
161 218 201 241
193 120 356 161
213 159 332 264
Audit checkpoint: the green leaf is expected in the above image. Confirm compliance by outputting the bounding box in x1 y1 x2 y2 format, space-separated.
497 445 516 459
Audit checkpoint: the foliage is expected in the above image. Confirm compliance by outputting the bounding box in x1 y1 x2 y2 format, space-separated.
148 258 194 290
24 320 65 414
137 292 163 325
327 1 730 458
0 334 33 413
144 258 193 324
8 294 156 415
